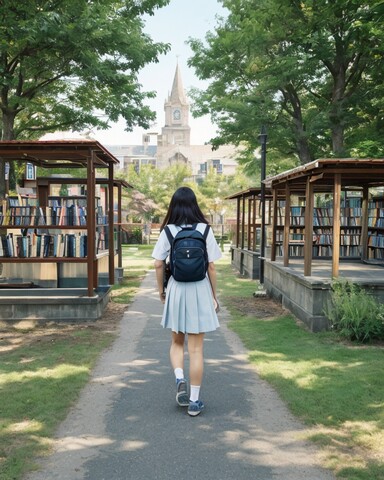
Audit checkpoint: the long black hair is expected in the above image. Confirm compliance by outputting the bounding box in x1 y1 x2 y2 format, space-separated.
161 186 208 229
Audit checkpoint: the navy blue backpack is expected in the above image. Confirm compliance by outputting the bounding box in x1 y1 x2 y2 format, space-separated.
164 223 209 282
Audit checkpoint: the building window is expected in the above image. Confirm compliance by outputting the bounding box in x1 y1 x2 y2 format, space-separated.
199 162 207 174
26 162 36 180
212 159 222 174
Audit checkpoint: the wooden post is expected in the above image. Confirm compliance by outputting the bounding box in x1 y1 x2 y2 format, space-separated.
117 183 123 269
332 173 341 278
241 194 245 250
271 188 277 261
304 177 314 276
252 194 257 251
87 150 96 296
283 183 291 267
108 163 115 285
360 185 369 261
247 197 252 250
236 197 241 248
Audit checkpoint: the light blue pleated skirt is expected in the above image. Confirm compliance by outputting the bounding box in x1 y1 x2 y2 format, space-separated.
161 276 220 334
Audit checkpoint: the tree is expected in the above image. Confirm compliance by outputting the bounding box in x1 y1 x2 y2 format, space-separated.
121 163 195 221
188 0 384 171
0 0 170 196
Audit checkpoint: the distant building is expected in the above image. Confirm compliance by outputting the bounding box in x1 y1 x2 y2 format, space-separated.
107 64 239 181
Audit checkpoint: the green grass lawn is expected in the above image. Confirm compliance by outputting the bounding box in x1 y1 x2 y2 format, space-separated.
0 244 154 480
215 257 384 480
1 245 383 480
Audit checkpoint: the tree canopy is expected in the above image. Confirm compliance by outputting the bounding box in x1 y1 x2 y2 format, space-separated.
188 0 384 172
119 162 252 223
0 0 170 195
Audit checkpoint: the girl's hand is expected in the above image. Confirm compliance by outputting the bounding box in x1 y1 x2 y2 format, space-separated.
160 292 166 304
213 298 220 313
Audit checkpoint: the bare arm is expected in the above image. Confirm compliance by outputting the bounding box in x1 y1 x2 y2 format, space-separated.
154 259 166 304
207 262 219 311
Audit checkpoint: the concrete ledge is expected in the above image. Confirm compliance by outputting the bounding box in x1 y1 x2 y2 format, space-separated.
264 259 384 331
0 287 111 322
264 260 332 332
231 246 260 279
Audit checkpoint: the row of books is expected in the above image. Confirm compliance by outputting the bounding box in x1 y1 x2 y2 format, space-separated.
369 199 384 208
368 217 384 228
368 207 384 216
48 196 87 208
368 209 384 228
314 234 357 245
0 233 89 258
339 245 361 257
368 233 384 248
368 247 384 259
0 205 108 227
47 205 87 226
276 244 362 258
6 195 38 207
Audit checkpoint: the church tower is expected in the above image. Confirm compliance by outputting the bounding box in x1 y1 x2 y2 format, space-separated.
159 63 191 147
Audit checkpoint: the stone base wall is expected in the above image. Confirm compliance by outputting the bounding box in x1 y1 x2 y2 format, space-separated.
0 287 111 323
231 246 260 279
264 261 332 332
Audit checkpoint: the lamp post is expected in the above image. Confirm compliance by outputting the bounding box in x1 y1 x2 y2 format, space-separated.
258 125 267 284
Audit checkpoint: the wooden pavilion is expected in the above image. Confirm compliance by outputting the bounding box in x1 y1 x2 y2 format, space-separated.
0 140 130 322
264 158 384 330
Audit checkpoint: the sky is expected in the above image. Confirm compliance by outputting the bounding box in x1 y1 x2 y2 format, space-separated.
92 0 227 146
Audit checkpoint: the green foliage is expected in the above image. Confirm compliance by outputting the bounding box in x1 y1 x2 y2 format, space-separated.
188 0 384 170
122 226 143 244
120 162 254 222
325 279 384 342
124 163 195 220
0 0 170 195
0 0 170 137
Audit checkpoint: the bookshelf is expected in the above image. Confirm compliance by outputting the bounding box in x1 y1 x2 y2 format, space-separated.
274 194 364 259
367 198 384 261
0 140 120 296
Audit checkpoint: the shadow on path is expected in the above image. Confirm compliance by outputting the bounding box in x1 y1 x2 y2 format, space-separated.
25 271 334 480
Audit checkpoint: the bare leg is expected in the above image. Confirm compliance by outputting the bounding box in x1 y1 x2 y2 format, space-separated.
170 331 185 371
187 333 205 386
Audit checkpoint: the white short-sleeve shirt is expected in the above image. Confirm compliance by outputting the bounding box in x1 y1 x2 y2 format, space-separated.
152 223 222 263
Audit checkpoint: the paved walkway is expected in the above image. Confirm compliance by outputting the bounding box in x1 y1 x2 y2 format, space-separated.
26 271 335 480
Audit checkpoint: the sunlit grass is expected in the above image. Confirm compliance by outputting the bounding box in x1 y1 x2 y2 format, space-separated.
0 243 154 480
3 244 384 479
215 260 384 480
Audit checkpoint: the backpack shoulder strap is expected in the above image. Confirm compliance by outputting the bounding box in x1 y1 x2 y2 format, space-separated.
195 223 209 240
164 225 174 245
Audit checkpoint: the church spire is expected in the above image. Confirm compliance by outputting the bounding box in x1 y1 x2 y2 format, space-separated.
160 62 191 147
169 63 188 105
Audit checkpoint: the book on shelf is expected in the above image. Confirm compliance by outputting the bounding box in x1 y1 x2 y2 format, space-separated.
368 232 384 248
0 232 88 258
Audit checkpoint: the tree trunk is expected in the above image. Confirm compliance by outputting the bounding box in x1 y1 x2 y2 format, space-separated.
297 130 313 165
331 122 345 156
329 64 346 157
1 111 16 141
284 85 313 165
0 110 16 199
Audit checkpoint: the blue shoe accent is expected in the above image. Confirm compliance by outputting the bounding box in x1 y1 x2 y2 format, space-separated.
176 379 189 407
188 400 204 417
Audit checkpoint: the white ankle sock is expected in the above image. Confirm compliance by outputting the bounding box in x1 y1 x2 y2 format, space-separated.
190 385 200 402
174 368 184 381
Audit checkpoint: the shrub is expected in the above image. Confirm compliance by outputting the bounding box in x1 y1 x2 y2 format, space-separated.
122 226 143 244
325 279 384 342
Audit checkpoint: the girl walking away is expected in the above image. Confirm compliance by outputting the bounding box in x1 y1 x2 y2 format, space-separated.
152 186 222 417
